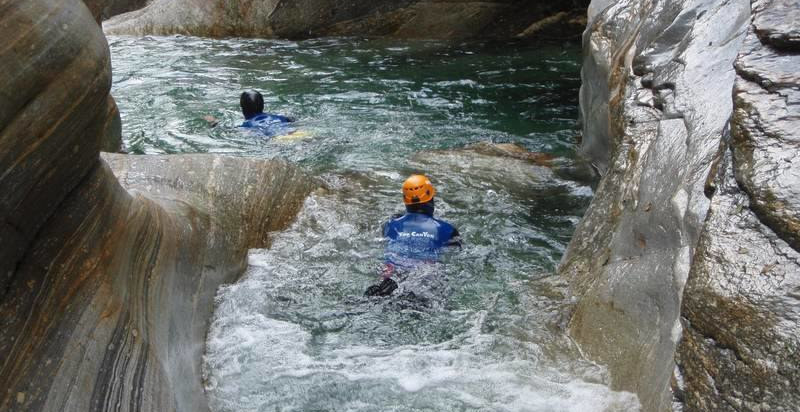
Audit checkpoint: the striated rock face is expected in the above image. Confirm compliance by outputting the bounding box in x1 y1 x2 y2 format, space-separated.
1 0 116 298
566 0 800 410
102 0 589 40
0 1 316 411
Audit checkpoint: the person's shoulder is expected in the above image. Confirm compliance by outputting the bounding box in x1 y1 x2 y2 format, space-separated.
383 213 406 236
264 113 293 123
242 114 266 127
384 213 406 227
434 217 461 246
433 216 455 228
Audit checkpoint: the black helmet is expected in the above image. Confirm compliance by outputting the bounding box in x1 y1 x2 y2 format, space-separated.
240 90 264 119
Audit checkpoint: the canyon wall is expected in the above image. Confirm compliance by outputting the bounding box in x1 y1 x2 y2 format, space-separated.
5 0 797 411
102 0 588 40
0 1 315 411
564 0 799 410
675 1 800 410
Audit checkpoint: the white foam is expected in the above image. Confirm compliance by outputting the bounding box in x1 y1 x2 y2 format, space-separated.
204 193 640 412
205 271 641 411
433 79 480 87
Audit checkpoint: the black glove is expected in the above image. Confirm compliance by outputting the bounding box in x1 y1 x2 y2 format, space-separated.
364 278 398 297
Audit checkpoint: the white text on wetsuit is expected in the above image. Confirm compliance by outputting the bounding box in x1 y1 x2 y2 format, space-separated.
397 231 435 239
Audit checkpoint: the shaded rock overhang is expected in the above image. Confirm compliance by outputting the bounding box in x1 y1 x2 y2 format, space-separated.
102 0 592 41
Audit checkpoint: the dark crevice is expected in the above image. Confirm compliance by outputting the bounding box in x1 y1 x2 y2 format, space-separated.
703 135 730 200
733 181 800 254
753 26 800 53
734 59 796 93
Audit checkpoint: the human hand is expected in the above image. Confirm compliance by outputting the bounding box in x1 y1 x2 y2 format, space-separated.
381 263 395 279
203 115 219 127
364 278 398 297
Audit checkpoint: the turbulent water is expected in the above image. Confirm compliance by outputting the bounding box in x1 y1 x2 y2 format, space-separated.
109 35 640 411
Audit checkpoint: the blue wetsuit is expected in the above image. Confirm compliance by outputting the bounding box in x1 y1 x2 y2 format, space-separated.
365 203 460 296
383 212 460 268
241 113 294 136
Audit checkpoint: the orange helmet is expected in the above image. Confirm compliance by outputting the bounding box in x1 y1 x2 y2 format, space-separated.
402 174 436 205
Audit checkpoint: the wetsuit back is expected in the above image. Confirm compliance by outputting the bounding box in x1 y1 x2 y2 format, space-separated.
383 212 459 268
241 113 293 136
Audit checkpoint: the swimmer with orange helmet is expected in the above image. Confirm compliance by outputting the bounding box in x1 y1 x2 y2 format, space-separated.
365 174 461 297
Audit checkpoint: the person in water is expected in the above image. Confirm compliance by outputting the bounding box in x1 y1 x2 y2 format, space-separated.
365 174 461 297
239 90 294 136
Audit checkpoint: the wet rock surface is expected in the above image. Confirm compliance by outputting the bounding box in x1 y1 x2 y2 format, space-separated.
102 0 589 40
410 142 588 201
563 0 749 409
675 152 800 412
675 1 800 410
0 0 115 302
568 0 800 410
0 1 316 411
731 20 800 252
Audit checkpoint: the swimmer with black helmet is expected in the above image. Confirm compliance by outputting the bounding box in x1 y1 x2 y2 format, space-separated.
238 90 295 136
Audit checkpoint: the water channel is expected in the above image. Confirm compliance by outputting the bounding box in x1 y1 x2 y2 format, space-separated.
109 35 640 412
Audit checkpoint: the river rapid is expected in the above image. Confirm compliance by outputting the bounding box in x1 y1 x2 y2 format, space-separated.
109 35 640 412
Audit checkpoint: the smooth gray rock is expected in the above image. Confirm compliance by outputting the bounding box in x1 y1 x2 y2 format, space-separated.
564 0 749 410
409 142 565 204
731 25 800 252
570 0 800 410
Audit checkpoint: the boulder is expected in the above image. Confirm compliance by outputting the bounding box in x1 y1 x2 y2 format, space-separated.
0 1 316 412
408 142 594 226
730 13 800 253
103 0 150 21
0 0 115 297
412 141 597 187
410 142 560 196
102 0 589 40
751 0 800 51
